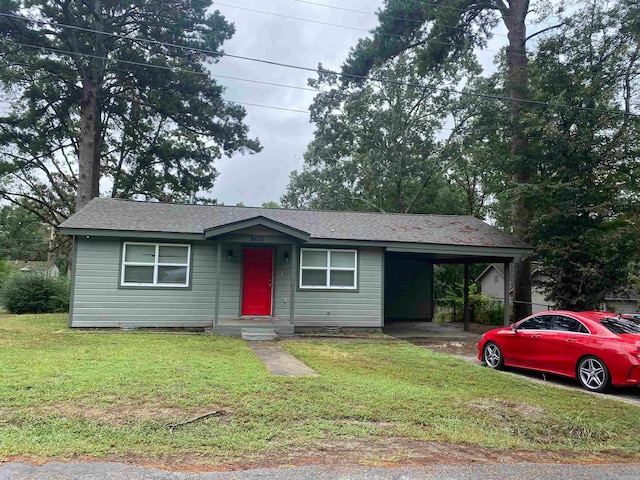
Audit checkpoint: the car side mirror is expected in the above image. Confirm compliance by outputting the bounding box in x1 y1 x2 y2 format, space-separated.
510 323 518 332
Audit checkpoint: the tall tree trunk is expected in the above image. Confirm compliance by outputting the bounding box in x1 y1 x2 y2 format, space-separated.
504 0 532 320
75 0 105 212
76 84 100 211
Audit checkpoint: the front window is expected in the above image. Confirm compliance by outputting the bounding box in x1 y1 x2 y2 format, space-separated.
518 315 553 330
121 242 190 287
300 249 357 289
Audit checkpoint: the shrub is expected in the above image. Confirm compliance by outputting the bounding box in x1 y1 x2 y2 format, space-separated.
0 258 13 285
0 273 70 314
434 288 506 325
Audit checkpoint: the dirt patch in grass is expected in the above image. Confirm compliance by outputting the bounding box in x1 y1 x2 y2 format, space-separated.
6 437 640 473
25 402 228 427
470 399 545 419
417 340 480 357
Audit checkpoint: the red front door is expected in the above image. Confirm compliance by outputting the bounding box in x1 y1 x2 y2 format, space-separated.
241 248 274 316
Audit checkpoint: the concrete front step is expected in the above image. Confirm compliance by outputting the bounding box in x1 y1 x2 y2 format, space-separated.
214 323 294 337
241 328 278 341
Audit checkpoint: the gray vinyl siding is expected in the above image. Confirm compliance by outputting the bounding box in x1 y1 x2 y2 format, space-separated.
217 244 242 321
273 245 293 320
293 247 382 327
70 237 216 327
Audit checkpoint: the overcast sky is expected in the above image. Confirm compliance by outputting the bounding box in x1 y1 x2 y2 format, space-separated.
207 0 509 207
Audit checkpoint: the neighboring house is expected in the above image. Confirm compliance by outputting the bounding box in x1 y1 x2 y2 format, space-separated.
13 260 60 278
475 263 553 314
59 198 531 334
603 290 640 314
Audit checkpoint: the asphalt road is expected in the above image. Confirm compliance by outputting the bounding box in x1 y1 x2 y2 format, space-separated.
2 462 639 480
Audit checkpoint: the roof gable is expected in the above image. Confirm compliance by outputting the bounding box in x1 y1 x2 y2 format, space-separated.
203 216 311 241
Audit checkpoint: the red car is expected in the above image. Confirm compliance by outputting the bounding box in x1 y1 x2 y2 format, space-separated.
477 310 640 392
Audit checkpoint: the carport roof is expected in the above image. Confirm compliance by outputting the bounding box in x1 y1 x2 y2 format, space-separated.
59 197 532 251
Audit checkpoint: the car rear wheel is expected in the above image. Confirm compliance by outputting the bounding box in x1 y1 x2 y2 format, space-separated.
483 342 504 370
577 356 610 393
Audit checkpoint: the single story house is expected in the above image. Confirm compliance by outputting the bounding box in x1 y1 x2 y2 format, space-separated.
602 290 640 314
475 263 553 314
59 198 532 334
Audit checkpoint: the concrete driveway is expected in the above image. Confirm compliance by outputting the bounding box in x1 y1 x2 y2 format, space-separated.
384 321 640 406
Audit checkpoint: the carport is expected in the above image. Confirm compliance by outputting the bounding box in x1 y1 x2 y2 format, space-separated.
383 243 532 330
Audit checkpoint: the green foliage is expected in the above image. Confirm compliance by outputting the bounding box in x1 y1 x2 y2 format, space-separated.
522 0 640 309
0 0 260 221
261 201 280 208
342 0 495 79
0 274 69 314
0 205 48 261
0 259 13 286
283 55 468 214
435 283 504 325
435 0 640 309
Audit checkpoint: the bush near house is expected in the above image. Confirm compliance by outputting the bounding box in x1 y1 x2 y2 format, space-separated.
435 286 505 325
0 273 69 314
0 259 12 285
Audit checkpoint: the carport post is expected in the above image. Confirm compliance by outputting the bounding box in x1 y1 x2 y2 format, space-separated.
463 263 470 332
503 261 510 326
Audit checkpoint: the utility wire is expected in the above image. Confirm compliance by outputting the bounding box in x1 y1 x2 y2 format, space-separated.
214 2 522 58
281 0 510 38
0 8 526 63
3 36 637 119
3 40 314 115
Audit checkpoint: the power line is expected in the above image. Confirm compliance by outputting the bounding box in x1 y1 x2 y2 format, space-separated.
283 0 510 38
284 0 559 34
0 12 320 73
4 37 637 119
228 100 308 114
3 40 314 115
215 2 522 58
1 14 637 118
0 7 524 67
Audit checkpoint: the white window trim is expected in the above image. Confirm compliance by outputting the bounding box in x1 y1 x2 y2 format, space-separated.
121 242 191 287
299 248 357 290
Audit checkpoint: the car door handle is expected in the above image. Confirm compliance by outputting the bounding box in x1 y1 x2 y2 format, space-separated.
566 338 578 343
531 334 540 338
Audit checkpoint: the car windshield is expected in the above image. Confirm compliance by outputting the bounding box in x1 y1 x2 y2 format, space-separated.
600 316 640 335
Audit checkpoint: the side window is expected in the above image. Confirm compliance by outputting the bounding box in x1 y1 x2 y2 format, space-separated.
519 315 553 330
299 249 357 289
121 242 191 287
551 315 589 334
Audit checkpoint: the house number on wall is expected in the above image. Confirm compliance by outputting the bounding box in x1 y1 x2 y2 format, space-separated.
250 235 264 243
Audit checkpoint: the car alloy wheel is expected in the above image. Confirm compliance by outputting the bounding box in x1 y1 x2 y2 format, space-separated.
577 356 610 393
483 342 504 369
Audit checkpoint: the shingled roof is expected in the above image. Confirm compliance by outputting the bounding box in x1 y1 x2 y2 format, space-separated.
59 197 531 250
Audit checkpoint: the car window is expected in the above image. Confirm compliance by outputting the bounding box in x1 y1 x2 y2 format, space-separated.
601 316 640 335
551 315 589 334
519 315 553 330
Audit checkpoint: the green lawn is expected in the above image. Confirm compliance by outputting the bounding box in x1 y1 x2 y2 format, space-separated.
1 313 640 466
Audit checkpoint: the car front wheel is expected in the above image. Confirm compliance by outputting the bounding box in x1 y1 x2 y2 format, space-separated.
483 342 504 370
577 356 610 393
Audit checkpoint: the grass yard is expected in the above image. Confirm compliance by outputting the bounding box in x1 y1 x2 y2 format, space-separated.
1 313 640 468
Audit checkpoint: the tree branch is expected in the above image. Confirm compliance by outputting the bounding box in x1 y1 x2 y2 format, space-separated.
526 23 564 42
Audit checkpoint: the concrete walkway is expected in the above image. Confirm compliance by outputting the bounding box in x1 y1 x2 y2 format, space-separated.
246 341 318 376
